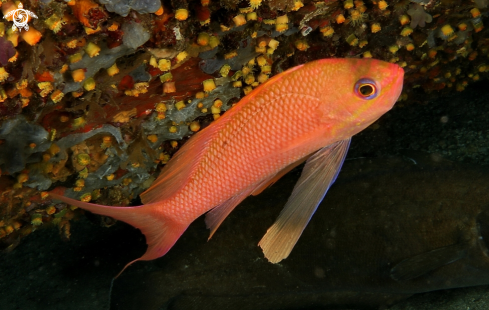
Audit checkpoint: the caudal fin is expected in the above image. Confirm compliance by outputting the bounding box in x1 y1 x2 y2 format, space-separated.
49 192 188 277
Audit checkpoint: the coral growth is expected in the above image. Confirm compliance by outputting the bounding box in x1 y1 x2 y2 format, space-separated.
0 0 488 249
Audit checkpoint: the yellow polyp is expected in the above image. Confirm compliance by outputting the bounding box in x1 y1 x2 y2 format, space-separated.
247 12 257 21
213 99 223 108
190 121 201 132
220 64 231 77
208 36 220 49
72 116 86 129
405 43 415 51
321 26 335 37
275 23 288 32
155 102 167 113
249 0 262 9
359 40 368 48
233 81 242 88
344 0 354 9
257 73 269 83
83 78 96 91
336 14 346 24
106 174 115 181
471 8 481 18
8 51 18 63
108 22 120 31
69 53 83 64
59 64 69 74
175 101 186 110
169 126 178 133
256 56 268 67
195 91 205 99
150 56 158 68
80 193 92 202
348 9 366 26
294 39 309 51
224 51 238 59
276 14 288 25
458 23 467 31
160 72 173 83
0 22 4 37
203 79 216 92
20 27 42 46
170 141 178 148
400 27 413 37
255 46 267 53
240 7 253 13
51 89 65 103
388 45 399 54
440 24 455 39
147 135 158 143
211 106 221 114
72 69 85 82
244 74 255 85
175 8 189 21
45 14 64 33
31 214 43 226
176 51 188 63
107 63 119 76
38 82 54 97
243 86 253 95
268 39 280 50
154 6 164 16
76 154 91 166
17 173 29 183
85 25 102 35
233 14 247 27
197 32 210 46
85 42 101 58
371 23 381 33
428 49 437 58
261 65 272 74
158 59 171 72
399 15 410 26
0 67 9 83
378 0 388 10
75 179 85 188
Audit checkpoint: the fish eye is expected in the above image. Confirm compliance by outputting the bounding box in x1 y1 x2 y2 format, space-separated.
354 78 379 100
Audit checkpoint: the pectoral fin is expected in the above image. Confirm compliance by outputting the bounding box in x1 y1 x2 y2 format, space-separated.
259 138 351 263
390 243 468 282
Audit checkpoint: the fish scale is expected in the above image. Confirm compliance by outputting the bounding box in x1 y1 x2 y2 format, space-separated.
49 58 404 276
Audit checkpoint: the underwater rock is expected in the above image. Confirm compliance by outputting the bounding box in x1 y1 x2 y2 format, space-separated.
99 0 161 17
110 153 489 310
0 115 50 174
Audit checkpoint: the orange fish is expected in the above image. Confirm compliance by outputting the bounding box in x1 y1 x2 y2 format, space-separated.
50 58 404 275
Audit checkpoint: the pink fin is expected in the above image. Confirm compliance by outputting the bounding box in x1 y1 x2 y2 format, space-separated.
259 138 351 263
49 192 188 277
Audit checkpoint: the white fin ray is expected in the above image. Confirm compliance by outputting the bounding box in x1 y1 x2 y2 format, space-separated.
259 138 351 263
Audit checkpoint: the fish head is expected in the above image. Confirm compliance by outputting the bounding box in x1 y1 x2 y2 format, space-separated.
314 58 404 138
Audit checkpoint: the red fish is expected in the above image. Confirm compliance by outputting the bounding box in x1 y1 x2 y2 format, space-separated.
50 58 404 275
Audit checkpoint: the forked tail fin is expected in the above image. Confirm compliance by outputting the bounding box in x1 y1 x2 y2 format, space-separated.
49 192 188 277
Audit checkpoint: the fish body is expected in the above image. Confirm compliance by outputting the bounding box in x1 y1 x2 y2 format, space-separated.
50 58 404 273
